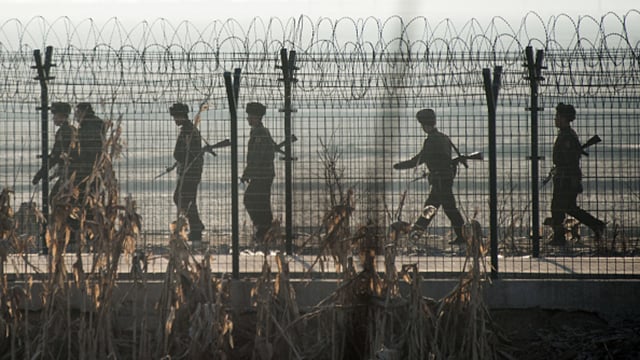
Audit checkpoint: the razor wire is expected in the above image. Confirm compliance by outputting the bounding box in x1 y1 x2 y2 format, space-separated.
1 12 639 105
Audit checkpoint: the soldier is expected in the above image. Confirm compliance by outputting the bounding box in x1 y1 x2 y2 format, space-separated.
71 102 105 230
73 102 105 187
241 102 275 243
393 108 465 245
32 102 77 205
171 102 205 243
549 103 605 246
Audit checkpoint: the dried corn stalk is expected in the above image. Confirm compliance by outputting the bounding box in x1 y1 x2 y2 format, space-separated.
432 218 501 359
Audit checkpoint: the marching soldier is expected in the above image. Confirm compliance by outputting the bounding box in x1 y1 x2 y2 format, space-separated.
171 102 205 243
393 108 465 245
73 102 105 186
72 102 106 233
241 102 275 244
549 103 605 246
32 102 77 205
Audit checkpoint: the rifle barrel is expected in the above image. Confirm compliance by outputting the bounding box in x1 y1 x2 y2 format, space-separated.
582 134 602 149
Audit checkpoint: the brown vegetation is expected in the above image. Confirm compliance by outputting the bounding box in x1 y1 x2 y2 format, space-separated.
8 127 637 359
0 130 510 359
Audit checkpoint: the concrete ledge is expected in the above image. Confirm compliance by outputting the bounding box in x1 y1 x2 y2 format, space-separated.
232 278 640 320
11 278 640 321
485 279 640 320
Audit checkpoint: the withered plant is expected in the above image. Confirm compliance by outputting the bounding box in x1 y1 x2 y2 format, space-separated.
240 253 302 360
1 114 510 359
154 212 233 359
432 217 504 359
302 138 356 276
18 113 143 359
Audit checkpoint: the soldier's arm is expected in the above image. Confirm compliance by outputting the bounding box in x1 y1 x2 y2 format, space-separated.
48 128 67 169
394 140 426 169
33 127 67 184
32 166 46 185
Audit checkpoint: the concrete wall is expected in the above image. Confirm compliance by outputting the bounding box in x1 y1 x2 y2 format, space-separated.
14 278 640 321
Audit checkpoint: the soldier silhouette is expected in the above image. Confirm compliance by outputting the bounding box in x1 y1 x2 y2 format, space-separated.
32 102 77 206
548 103 605 246
393 108 465 246
241 102 275 244
170 102 205 243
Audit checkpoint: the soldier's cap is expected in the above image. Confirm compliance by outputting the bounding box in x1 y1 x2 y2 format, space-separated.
51 102 71 115
416 108 436 125
75 102 95 116
246 102 266 117
556 102 576 121
169 103 189 116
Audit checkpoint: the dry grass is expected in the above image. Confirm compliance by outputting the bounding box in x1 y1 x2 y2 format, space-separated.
0 129 510 359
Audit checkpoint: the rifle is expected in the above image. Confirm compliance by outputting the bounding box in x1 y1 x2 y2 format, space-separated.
541 134 601 188
580 134 602 156
410 151 483 182
154 138 231 180
240 135 299 184
450 136 483 168
451 151 484 167
275 134 298 160
203 138 232 156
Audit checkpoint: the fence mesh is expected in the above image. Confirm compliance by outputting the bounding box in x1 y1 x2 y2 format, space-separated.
1 13 640 278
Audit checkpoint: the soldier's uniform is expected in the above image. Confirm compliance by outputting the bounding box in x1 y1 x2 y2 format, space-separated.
60 103 105 249
242 102 275 243
550 103 605 245
394 109 465 244
32 102 77 206
72 103 105 195
171 103 205 241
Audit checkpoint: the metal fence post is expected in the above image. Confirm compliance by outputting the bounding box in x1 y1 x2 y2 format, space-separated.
224 69 241 278
483 66 502 279
278 48 298 255
524 46 545 258
32 46 55 255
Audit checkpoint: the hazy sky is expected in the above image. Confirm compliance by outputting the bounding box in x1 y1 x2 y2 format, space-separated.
2 0 638 25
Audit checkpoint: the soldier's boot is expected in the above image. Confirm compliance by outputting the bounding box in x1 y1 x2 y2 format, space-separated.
66 206 81 252
189 230 202 250
591 220 607 251
254 225 270 244
409 206 438 243
548 227 567 247
595 221 606 240
449 226 466 246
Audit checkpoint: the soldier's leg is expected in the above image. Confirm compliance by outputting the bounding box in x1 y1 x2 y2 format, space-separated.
49 180 61 209
186 199 203 241
253 179 274 242
72 174 94 251
565 196 605 240
550 189 570 245
173 181 181 210
440 186 465 244
413 190 440 231
183 175 204 241
243 181 260 227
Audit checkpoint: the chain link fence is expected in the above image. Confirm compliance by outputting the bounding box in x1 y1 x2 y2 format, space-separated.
1 13 639 278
